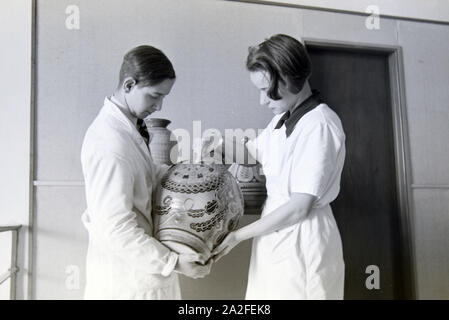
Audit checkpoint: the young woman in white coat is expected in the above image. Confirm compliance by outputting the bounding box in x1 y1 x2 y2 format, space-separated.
212 34 346 299
81 45 211 299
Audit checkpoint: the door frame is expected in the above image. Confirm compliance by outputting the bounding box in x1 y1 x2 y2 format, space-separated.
303 38 416 299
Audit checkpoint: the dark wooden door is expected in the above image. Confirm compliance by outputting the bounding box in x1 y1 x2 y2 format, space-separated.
307 46 406 299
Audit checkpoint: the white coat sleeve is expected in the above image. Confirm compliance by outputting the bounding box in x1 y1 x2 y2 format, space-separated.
84 150 178 276
290 123 342 199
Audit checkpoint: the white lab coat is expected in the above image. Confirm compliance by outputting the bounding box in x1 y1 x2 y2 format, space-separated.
80 97 180 300
245 103 346 299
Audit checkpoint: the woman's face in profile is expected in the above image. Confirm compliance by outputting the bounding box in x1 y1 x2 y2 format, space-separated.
126 78 176 119
250 70 298 115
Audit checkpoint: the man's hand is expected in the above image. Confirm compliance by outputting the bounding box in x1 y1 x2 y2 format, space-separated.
174 253 212 279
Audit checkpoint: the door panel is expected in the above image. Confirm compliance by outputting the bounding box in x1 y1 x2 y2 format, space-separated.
307 47 404 299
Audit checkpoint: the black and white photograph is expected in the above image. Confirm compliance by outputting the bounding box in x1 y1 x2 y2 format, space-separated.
1 0 449 303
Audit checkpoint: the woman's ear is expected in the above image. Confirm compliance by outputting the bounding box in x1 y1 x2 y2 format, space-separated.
284 76 300 94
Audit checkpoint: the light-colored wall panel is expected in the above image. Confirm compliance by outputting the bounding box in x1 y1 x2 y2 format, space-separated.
36 0 303 181
0 232 12 299
35 0 304 300
32 0 449 300
0 0 33 300
252 0 449 23
302 9 398 45
33 185 259 299
180 214 259 299
397 21 449 185
412 188 449 299
33 187 88 299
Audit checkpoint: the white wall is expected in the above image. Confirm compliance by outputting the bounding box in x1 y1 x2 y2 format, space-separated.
2 0 449 300
33 0 303 299
250 0 449 23
0 232 12 299
299 7 449 299
0 0 32 299
396 20 449 299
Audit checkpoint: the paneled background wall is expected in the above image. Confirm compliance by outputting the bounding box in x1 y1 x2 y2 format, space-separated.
30 0 449 299
0 0 32 300
34 0 301 299
397 20 449 299
253 0 449 23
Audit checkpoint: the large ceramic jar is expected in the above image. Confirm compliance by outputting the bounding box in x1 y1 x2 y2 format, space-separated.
146 118 177 165
152 163 244 257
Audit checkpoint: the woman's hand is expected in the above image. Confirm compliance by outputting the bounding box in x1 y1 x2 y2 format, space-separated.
211 231 241 262
193 134 224 164
196 134 256 165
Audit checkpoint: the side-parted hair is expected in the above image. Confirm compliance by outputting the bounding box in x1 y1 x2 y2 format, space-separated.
118 45 176 87
246 34 312 100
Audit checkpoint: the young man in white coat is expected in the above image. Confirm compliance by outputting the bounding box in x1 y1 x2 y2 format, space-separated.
81 45 211 299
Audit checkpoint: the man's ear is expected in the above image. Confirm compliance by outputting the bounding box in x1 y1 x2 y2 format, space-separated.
123 77 136 93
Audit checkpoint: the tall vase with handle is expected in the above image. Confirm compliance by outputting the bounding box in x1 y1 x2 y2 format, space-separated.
228 163 267 214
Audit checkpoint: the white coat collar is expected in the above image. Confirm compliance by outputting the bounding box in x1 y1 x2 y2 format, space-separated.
109 95 138 127
102 97 153 162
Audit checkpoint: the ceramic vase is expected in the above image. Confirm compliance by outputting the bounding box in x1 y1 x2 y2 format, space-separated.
228 163 267 213
152 163 244 257
146 118 177 165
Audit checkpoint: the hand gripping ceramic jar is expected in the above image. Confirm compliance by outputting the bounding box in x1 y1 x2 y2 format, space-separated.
152 163 244 257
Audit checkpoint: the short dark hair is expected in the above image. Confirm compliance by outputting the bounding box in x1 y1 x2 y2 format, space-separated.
118 45 176 87
246 34 312 100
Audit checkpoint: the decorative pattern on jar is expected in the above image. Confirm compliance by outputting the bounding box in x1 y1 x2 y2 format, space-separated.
152 163 244 257
146 118 177 165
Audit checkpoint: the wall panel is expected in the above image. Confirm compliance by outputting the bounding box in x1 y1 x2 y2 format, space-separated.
33 187 87 299
33 0 449 299
33 184 258 299
397 21 449 185
412 189 449 299
302 9 398 45
36 0 303 181
35 0 302 299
